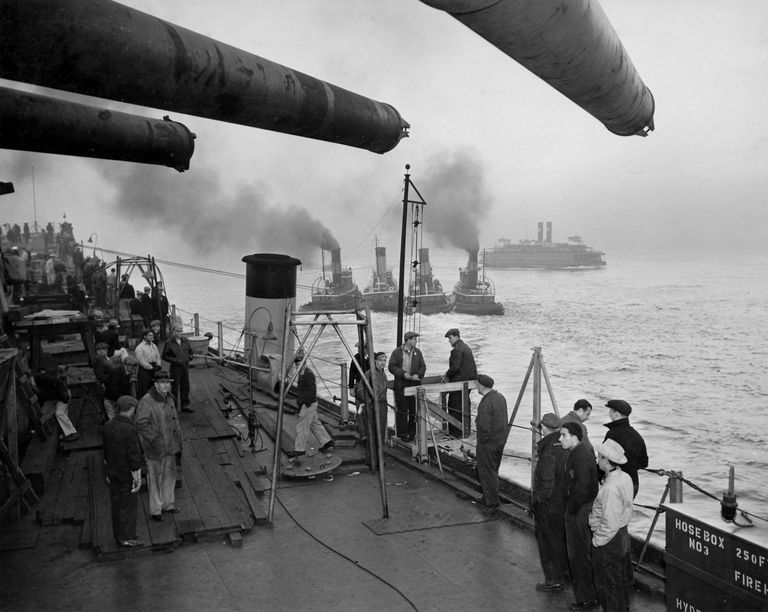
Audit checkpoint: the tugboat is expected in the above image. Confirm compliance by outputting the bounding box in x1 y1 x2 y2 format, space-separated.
451 249 504 315
300 247 362 311
485 221 606 269
406 247 452 315
362 240 398 312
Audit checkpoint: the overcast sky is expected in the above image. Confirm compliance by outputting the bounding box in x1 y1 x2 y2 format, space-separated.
2 0 767 268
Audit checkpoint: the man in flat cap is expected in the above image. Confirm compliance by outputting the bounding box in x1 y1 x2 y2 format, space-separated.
560 421 599 611
474 374 508 515
602 399 648 498
135 370 182 520
388 331 426 441
102 395 144 547
561 398 594 457
589 440 634 612
442 328 477 438
533 413 569 592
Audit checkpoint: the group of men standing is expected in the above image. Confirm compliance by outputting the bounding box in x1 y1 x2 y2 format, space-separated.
95 321 195 548
533 399 648 611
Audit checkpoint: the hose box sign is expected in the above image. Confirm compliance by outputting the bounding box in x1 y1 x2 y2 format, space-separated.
663 503 768 611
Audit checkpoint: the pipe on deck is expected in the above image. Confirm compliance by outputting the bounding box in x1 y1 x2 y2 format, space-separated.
419 0 655 136
0 86 195 171
0 0 409 154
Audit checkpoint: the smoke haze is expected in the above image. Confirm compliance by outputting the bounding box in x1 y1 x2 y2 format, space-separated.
102 163 339 264
416 150 492 254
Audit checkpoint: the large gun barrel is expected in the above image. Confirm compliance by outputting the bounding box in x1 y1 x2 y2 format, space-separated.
0 87 195 171
0 0 409 154
420 0 655 136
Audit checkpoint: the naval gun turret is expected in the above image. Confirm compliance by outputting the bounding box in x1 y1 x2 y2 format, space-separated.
420 0 655 136
0 0 410 167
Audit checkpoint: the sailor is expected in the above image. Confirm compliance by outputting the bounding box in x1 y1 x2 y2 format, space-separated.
388 331 426 441
102 395 144 547
162 323 194 413
442 328 477 438
135 370 182 520
560 421 599 612
357 352 390 447
348 340 369 400
34 365 79 442
135 329 161 398
288 363 334 458
118 273 135 299
561 399 594 457
533 413 570 592
474 374 508 515
602 399 648 498
589 440 634 612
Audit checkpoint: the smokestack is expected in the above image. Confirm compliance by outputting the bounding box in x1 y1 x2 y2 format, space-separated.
331 248 342 285
546 222 552 243
537 222 544 243
375 246 387 279
418 248 433 277
242 254 302 379
466 250 479 287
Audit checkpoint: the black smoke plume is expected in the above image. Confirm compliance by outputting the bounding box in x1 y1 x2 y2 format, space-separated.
415 150 492 253
102 163 339 263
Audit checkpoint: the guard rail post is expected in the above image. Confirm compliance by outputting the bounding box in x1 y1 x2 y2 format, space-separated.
217 321 224 364
340 363 348 425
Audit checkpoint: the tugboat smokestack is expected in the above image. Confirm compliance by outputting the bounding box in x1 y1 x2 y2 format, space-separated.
537 222 544 243
331 248 343 286
546 222 552 244
466 250 479 288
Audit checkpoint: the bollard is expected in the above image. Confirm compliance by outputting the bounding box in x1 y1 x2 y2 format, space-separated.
669 471 684 503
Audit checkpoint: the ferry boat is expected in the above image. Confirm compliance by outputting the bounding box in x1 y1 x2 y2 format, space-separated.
451 249 504 315
485 221 606 269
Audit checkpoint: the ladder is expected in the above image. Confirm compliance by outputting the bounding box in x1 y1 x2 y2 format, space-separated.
0 334 53 439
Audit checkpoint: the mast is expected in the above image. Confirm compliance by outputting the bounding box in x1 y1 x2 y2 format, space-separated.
396 165 411 345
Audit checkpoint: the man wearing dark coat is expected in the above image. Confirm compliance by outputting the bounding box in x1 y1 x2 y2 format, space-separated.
474 374 508 514
533 413 570 592
162 323 194 412
388 331 426 441
102 395 144 547
602 399 648 498
561 421 599 611
443 328 477 438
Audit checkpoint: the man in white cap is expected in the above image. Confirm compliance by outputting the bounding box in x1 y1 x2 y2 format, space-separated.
474 374 508 515
589 439 634 612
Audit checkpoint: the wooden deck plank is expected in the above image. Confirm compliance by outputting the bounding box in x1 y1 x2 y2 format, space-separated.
188 438 250 531
181 441 225 531
61 452 86 523
52 454 78 524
